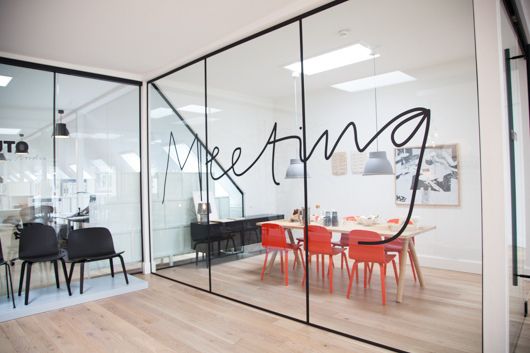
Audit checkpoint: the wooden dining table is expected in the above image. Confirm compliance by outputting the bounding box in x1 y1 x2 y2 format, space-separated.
256 219 436 303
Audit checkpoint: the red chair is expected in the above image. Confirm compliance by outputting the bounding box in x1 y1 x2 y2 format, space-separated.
346 230 398 305
260 223 304 286
384 218 417 282
302 225 344 293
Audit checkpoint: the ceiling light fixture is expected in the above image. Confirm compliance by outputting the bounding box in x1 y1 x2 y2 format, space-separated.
332 71 416 93
0 128 21 135
53 109 70 138
284 43 378 76
0 75 13 87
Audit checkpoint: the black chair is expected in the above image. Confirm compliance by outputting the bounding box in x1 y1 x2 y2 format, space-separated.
66 227 128 294
18 223 72 305
0 238 15 308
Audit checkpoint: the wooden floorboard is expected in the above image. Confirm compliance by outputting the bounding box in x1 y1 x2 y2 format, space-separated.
0 274 385 353
158 252 482 353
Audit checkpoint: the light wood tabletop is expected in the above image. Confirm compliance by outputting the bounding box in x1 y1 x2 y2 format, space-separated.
257 219 436 303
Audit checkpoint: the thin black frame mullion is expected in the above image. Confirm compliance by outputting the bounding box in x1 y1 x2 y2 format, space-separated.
298 18 311 325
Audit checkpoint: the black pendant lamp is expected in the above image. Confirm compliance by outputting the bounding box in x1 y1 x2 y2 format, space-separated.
363 53 393 176
15 134 29 155
53 109 69 138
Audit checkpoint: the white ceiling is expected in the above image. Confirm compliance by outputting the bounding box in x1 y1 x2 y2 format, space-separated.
0 0 328 79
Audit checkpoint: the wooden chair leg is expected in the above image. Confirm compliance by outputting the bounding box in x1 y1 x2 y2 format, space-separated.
260 249 269 280
18 261 26 296
109 258 115 277
118 255 129 285
24 262 32 305
60 259 72 296
80 262 85 294
53 260 60 288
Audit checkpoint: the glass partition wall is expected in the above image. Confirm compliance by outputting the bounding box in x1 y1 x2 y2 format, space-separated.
149 0 482 351
0 62 142 293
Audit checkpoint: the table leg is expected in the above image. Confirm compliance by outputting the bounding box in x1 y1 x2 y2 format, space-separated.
267 251 278 274
286 229 301 266
396 238 410 303
408 240 425 287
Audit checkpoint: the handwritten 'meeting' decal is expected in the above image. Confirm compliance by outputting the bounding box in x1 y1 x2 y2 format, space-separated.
162 105 430 246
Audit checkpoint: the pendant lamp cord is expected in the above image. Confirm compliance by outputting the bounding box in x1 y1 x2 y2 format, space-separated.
373 53 379 151
293 73 299 129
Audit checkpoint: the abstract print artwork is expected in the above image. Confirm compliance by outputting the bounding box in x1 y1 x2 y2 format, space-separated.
395 144 459 206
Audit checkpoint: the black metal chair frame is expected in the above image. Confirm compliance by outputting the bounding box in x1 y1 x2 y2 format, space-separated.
67 253 129 294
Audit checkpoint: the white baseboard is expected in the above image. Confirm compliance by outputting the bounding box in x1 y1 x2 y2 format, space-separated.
418 254 482 274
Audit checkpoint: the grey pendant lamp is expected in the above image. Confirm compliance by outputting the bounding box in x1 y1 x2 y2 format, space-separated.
285 72 309 179
285 159 305 178
363 53 393 176
53 109 70 138
0 152 6 161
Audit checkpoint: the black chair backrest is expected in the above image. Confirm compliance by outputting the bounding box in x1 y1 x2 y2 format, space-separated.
19 223 59 259
67 227 116 260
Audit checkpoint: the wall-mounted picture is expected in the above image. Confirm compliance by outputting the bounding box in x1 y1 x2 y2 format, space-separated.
395 144 459 206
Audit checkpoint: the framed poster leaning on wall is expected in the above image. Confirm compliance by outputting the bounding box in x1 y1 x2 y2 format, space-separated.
395 144 459 206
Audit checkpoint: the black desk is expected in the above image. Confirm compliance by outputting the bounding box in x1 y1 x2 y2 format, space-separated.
190 214 283 262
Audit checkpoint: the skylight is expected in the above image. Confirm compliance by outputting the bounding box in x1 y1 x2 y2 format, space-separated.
121 153 141 173
0 75 13 87
178 105 221 114
331 71 416 92
284 44 377 76
0 128 21 135
151 107 174 119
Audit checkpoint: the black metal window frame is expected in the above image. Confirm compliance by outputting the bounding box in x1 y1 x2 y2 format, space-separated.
144 0 472 352
0 56 145 271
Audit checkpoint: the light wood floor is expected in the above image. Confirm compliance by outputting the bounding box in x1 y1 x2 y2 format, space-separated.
0 274 386 353
158 252 482 353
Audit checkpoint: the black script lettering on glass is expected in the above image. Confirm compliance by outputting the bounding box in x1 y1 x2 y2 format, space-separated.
162 107 430 245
